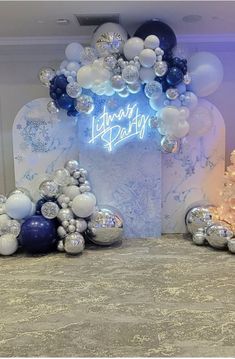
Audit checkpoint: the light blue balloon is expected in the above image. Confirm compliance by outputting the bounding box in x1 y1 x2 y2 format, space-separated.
188 51 223 97
176 83 186 94
170 99 181 108
149 93 167 111
182 91 198 110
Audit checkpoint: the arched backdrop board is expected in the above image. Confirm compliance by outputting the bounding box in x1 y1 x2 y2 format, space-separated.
13 95 162 238
13 97 225 236
162 99 225 233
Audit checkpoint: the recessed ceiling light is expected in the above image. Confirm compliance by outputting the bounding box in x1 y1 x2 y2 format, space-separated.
56 18 70 25
182 15 202 23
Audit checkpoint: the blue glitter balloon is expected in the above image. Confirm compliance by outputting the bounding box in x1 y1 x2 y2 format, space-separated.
20 215 58 253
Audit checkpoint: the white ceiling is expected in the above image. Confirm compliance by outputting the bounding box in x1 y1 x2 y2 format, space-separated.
0 0 235 43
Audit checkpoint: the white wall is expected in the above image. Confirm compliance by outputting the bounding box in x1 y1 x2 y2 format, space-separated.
0 41 234 195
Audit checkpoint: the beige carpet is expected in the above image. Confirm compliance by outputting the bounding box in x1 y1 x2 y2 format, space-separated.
0 235 234 357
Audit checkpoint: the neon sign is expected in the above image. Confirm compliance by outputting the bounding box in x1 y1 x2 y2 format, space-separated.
89 103 151 152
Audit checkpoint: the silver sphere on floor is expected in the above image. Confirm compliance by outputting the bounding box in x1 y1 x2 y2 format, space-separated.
88 206 124 246
206 222 233 249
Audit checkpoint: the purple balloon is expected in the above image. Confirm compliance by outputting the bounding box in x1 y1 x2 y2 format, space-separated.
20 215 58 253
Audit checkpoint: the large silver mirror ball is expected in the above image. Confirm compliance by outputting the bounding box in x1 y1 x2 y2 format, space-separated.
88 206 124 246
206 222 233 249
185 205 217 234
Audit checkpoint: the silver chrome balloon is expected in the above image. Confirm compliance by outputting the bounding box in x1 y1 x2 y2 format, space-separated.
53 168 71 186
75 95 94 114
38 67 55 87
154 61 168 77
66 82 82 98
161 136 179 154
57 226 67 239
57 240 65 252
192 229 206 245
206 222 233 249
47 100 59 114
166 88 179 100
185 206 217 235
39 180 60 198
227 238 235 253
57 208 74 223
88 206 123 246
64 233 85 254
64 159 80 175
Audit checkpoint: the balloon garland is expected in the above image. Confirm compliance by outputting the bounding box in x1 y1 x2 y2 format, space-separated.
38 19 224 153
0 160 124 256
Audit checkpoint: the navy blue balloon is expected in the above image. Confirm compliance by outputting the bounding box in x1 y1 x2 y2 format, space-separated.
172 57 188 74
20 215 58 253
134 19 177 52
55 88 64 97
161 78 171 92
50 91 57 100
54 75 68 91
166 67 183 86
57 93 74 110
36 198 57 214
67 107 79 117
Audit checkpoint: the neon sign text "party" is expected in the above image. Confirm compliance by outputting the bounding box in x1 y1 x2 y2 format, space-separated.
89 103 151 151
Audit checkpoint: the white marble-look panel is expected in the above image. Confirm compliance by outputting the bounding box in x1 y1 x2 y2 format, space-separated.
77 92 162 238
162 99 225 233
13 98 79 200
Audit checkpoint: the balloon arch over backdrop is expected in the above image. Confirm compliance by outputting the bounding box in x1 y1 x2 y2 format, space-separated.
0 19 227 257
40 19 224 153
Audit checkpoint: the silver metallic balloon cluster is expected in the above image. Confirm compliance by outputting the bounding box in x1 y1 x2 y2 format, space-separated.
185 205 235 254
38 159 124 255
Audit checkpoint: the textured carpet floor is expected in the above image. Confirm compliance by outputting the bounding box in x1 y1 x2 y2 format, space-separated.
0 235 234 357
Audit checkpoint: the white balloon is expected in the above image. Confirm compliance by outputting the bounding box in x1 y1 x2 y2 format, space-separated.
157 106 190 138
188 51 223 97
144 35 160 49
188 101 214 136
72 193 96 218
63 185 81 200
0 234 18 256
65 42 84 61
123 37 144 60
77 65 94 89
172 120 190 138
0 214 11 229
139 49 157 68
5 194 32 220
66 61 80 72
139 67 156 83
182 91 198 111
60 60 69 70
